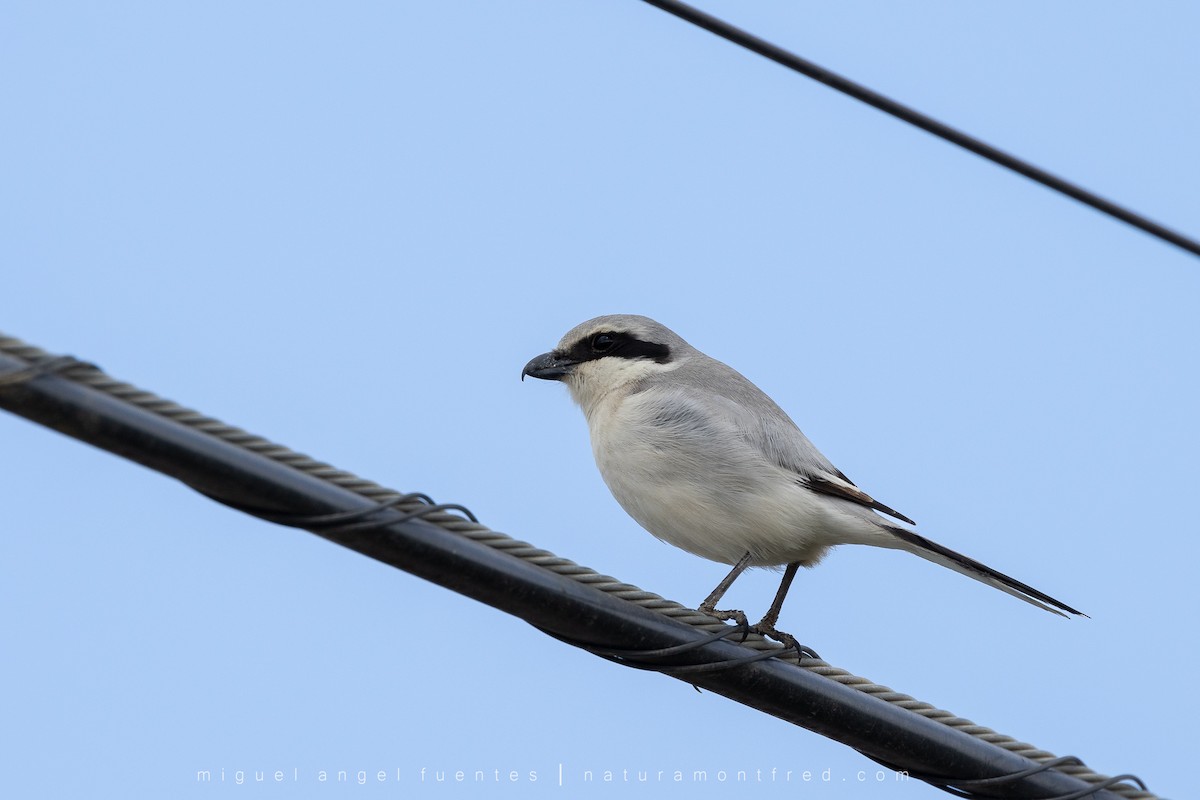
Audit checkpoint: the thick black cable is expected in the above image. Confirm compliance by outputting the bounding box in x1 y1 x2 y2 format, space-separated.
0 345 1151 800
638 0 1200 259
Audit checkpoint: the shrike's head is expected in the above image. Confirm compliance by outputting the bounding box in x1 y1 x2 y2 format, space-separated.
522 314 691 412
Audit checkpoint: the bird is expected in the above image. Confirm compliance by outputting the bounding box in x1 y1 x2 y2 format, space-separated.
521 314 1084 648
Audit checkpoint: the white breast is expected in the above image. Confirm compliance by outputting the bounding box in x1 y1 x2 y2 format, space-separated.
584 386 843 567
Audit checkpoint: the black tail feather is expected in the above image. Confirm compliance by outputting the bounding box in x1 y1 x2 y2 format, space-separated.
886 526 1085 617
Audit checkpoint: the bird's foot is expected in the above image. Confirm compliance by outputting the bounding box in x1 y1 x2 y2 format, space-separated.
697 605 750 639
747 621 820 661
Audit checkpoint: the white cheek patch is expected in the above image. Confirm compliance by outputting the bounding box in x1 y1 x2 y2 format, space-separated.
566 358 681 413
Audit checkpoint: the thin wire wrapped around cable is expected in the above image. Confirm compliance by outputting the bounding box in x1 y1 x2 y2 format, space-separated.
197 490 480 533
539 621 820 675
860 751 1149 800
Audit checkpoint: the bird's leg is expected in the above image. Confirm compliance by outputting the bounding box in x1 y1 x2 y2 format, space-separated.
749 562 811 657
756 561 799 629
697 551 752 629
698 551 752 610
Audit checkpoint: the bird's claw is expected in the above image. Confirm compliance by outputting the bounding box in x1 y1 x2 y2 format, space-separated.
698 606 751 640
747 621 820 661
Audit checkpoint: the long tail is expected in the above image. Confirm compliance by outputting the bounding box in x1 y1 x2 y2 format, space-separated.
885 526 1085 618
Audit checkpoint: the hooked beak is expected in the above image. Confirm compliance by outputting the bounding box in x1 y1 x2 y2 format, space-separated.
521 351 579 382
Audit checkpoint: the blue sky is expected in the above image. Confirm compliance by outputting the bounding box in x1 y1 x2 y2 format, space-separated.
2 2 1196 798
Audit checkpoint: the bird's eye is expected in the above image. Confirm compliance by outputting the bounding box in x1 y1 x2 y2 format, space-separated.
591 333 617 353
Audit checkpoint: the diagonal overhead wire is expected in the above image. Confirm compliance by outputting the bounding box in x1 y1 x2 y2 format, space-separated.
638 0 1200 259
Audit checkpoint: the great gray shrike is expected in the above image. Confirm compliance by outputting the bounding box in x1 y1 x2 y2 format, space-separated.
522 314 1082 645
